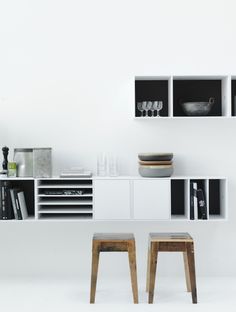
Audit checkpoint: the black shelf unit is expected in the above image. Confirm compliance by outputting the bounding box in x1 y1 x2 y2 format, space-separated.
135 79 169 117
173 79 222 117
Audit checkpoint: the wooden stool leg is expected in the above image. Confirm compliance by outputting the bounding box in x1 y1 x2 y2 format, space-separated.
146 246 151 292
186 242 197 304
128 241 139 304
90 242 100 304
148 242 158 304
183 251 191 292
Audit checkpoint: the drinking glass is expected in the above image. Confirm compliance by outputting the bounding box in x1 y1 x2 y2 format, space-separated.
146 101 152 117
108 154 118 176
150 102 155 117
137 102 144 117
97 153 107 176
142 101 147 116
156 101 163 117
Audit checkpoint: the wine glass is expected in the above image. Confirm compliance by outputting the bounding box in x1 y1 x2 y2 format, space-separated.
150 102 156 117
156 101 163 117
137 102 144 117
146 101 152 117
153 101 158 116
142 101 147 116
153 101 163 117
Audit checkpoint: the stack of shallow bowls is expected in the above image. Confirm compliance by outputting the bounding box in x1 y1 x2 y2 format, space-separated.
138 153 174 177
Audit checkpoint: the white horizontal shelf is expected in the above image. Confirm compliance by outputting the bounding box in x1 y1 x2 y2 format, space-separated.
38 215 93 221
38 194 93 197
0 216 35 222
38 209 92 214
38 200 92 205
134 116 230 120
37 185 92 189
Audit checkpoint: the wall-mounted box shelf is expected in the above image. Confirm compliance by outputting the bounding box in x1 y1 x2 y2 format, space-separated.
134 75 236 118
0 176 227 222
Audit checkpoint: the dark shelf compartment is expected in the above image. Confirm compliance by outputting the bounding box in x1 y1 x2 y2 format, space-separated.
171 180 186 216
39 179 92 186
135 79 169 117
209 180 221 216
1 180 35 217
231 80 236 116
38 213 93 220
173 79 222 116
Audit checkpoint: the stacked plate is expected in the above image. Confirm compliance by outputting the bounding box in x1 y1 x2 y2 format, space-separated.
138 153 174 177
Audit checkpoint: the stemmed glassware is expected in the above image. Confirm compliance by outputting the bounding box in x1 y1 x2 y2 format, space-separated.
153 101 163 117
137 102 144 117
137 101 163 117
146 101 152 117
156 101 163 117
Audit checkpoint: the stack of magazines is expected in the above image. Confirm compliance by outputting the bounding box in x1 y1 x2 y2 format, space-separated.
0 181 28 220
60 168 92 178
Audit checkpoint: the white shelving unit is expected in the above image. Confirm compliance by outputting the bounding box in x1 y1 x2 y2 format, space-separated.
0 176 227 222
134 75 236 118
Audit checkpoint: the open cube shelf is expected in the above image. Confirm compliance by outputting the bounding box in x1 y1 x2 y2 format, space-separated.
171 178 227 221
134 75 234 118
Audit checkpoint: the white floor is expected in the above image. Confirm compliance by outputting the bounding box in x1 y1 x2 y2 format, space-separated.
0 276 235 312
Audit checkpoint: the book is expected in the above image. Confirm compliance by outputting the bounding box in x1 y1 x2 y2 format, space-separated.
17 191 28 220
197 189 207 220
190 182 194 220
5 185 14 219
10 189 18 219
193 182 198 220
0 182 14 220
0 183 3 219
10 189 23 220
1 184 6 220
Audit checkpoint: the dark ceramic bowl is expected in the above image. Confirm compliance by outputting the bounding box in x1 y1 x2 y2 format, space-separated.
138 153 173 161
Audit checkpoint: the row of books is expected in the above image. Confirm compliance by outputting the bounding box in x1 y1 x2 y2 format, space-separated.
190 181 207 220
0 181 28 220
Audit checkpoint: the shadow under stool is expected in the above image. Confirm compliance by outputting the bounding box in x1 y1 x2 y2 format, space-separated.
90 233 139 303
146 232 197 304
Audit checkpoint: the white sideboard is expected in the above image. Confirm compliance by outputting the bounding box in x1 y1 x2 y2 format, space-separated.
0 176 227 222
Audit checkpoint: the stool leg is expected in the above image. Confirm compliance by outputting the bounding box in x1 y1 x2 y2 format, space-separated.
183 251 191 292
146 247 151 292
90 242 100 304
186 242 197 304
148 242 158 304
128 241 139 303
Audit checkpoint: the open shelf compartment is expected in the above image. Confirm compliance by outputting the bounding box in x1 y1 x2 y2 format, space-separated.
36 179 93 220
208 179 227 220
135 76 170 117
171 179 189 220
173 77 227 117
0 179 35 220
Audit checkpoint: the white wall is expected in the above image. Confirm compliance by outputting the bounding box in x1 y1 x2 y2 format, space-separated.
0 0 236 279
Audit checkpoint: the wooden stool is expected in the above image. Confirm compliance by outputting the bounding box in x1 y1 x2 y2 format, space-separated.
146 232 197 304
90 233 139 303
